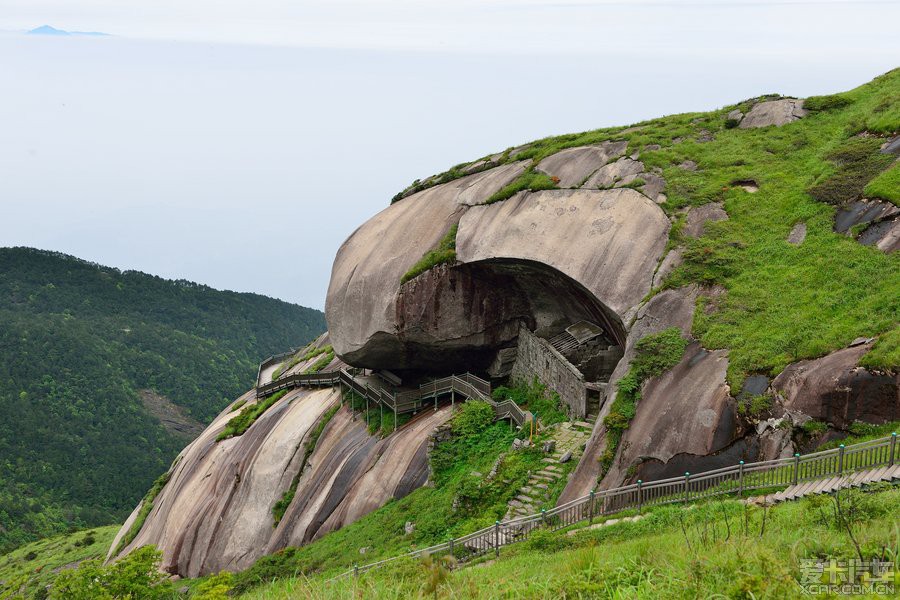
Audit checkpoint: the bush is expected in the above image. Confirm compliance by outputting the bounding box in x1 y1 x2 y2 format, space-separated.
803 93 853 112
808 137 894 205
492 377 568 425
450 401 495 437
50 546 172 600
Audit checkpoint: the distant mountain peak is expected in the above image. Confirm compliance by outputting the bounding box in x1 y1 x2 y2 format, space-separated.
27 24 109 36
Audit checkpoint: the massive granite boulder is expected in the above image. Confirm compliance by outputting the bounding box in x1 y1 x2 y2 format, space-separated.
738 98 807 128
108 386 452 577
326 175 670 372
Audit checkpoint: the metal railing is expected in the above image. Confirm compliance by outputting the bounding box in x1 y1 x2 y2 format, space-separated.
333 432 900 580
255 367 530 428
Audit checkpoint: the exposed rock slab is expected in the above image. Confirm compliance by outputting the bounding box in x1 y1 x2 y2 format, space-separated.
739 98 807 128
651 247 683 288
603 343 735 485
772 343 899 429
109 387 452 577
683 202 728 238
457 188 669 320
582 157 644 189
535 142 628 188
834 199 898 233
858 217 900 252
787 222 807 245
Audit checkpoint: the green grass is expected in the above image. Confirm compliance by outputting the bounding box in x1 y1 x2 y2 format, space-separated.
111 471 170 557
400 224 458 284
861 325 900 370
807 136 895 205
229 406 554 595
243 484 900 599
272 344 332 380
217 390 288 441
492 377 568 425
817 421 900 450
864 162 900 205
0 525 119 599
601 328 689 474
483 169 557 204
302 350 334 374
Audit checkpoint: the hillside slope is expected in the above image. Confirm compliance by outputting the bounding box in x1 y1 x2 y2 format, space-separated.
0 248 325 552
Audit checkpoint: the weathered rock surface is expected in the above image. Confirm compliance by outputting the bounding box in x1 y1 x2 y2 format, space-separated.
834 199 900 253
603 343 737 485
328 185 670 371
535 142 628 188
682 202 728 238
787 222 807 245
651 247 683 288
109 387 452 577
772 343 898 430
739 98 807 128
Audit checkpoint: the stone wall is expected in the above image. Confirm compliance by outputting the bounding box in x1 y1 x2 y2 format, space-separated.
510 325 588 418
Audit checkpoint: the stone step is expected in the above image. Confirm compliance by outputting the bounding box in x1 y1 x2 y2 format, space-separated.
544 465 563 472
533 483 549 490
515 494 535 504
537 471 561 479
574 421 593 429
541 457 558 464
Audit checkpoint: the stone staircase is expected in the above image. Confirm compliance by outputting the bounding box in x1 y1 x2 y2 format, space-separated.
505 420 595 519
751 464 900 505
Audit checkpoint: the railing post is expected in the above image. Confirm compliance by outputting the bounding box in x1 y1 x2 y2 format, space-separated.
494 520 500 557
541 508 547 526
838 444 845 475
354 563 359 578
588 489 595 523
793 453 800 485
890 433 897 466
637 480 643 514
683 472 690 503
394 406 398 431
449 537 454 558
738 461 744 496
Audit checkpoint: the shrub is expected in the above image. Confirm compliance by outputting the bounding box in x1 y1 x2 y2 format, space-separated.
50 546 172 600
492 377 568 425
450 401 495 437
803 93 853 112
192 571 234 600
401 224 458 284
737 393 773 418
807 137 894 205
801 420 828 436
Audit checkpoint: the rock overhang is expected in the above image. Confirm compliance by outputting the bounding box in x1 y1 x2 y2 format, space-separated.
325 161 670 373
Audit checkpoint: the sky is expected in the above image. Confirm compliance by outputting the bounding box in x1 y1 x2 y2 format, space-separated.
1 1 898 310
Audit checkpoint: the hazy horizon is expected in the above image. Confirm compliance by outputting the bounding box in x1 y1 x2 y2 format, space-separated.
2 0 898 310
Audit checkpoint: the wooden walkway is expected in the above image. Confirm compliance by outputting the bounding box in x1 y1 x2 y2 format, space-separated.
753 463 900 504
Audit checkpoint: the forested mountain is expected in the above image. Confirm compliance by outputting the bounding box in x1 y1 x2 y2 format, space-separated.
0 247 325 551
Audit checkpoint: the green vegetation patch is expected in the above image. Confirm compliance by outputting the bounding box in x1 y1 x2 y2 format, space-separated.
492 377 568 425
864 162 900 206
0 525 119 600
803 92 854 112
483 169 558 204
400 224 459 284
50 545 172 599
601 328 689 474
807 136 895 205
302 349 335 374
217 390 288 441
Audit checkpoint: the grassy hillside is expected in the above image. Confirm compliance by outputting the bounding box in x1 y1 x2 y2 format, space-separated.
253 484 900 599
0 526 119 599
0 248 325 552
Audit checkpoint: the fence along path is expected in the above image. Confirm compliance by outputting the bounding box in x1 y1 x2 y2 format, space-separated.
331 432 899 580
255 365 530 429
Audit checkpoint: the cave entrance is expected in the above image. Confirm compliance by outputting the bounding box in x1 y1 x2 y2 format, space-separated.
393 258 625 386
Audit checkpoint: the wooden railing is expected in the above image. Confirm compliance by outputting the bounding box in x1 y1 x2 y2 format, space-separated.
255 367 530 428
333 432 899 580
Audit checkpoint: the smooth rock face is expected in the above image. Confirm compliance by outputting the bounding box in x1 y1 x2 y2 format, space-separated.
457 188 670 320
772 343 898 429
604 343 736 485
328 184 670 371
109 388 452 577
683 202 728 238
858 218 900 253
326 163 527 368
582 157 644 189
739 98 807 128
535 142 628 188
